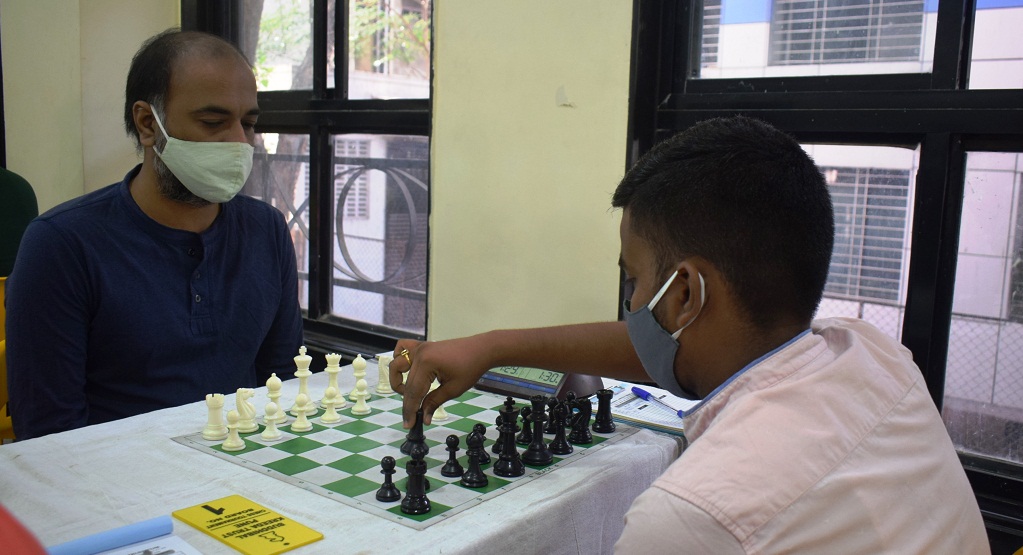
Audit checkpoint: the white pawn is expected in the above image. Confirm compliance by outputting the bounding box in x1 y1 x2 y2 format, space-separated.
261 403 283 441
430 380 449 421
202 393 228 440
290 393 313 432
349 355 368 401
236 388 258 433
351 379 371 415
222 410 245 451
320 387 341 424
266 373 288 425
376 355 394 395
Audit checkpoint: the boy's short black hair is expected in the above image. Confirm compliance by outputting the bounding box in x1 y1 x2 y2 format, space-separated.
612 116 834 329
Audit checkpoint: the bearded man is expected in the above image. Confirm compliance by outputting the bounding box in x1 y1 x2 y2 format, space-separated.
6 29 303 440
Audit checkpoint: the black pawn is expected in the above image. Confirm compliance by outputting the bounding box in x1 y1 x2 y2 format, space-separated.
440 434 464 477
515 406 533 445
375 456 401 502
548 402 573 455
522 395 553 466
471 423 491 465
460 432 489 488
592 388 616 433
400 458 431 515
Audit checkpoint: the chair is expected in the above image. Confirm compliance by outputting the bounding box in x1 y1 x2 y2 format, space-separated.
0 167 36 442
1 277 13 441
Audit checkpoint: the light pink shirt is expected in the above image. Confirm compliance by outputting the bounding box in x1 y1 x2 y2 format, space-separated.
615 317 989 554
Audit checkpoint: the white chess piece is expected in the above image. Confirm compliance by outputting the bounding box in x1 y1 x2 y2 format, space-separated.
290 346 313 416
430 380 449 421
290 393 313 432
320 387 342 424
376 355 394 394
222 410 245 451
351 379 371 415
236 388 258 433
261 403 283 441
202 393 228 440
321 355 345 408
349 354 367 402
266 373 288 425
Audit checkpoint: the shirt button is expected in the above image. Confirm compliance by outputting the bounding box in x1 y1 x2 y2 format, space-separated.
194 272 201 280
187 248 195 256
195 294 202 303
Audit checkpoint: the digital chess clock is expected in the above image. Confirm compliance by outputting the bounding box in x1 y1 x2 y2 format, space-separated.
475 366 604 401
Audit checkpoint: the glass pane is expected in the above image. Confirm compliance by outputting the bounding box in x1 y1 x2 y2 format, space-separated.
808 144 919 340
697 0 936 79
968 2 1023 89
945 152 1023 462
330 134 429 335
245 133 312 312
341 0 432 99
240 0 315 91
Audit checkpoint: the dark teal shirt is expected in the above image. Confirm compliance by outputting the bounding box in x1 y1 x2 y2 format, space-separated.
6 166 303 439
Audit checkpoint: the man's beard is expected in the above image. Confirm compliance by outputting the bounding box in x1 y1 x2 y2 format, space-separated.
153 135 211 208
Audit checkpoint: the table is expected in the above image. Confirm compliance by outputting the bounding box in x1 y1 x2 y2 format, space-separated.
0 362 683 554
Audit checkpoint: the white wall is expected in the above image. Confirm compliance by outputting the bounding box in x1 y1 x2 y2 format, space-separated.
1 0 178 211
429 1 632 340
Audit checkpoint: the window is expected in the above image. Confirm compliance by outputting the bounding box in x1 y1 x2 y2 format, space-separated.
823 165 911 303
769 0 925 66
696 0 936 79
632 0 1023 546
185 0 432 355
809 145 917 340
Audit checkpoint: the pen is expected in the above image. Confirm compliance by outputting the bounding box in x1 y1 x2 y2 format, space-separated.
631 386 685 419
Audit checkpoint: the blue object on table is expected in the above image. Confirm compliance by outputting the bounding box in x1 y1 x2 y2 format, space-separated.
47 515 172 555
631 386 686 419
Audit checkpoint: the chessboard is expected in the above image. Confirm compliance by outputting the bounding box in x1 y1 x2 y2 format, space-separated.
173 388 638 530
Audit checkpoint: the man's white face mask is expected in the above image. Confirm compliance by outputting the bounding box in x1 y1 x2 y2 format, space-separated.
152 110 254 204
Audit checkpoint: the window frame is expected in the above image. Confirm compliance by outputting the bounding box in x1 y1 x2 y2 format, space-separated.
183 0 432 357
628 0 1023 547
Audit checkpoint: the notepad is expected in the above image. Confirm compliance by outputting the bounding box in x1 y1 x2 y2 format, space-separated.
593 380 697 436
173 495 322 555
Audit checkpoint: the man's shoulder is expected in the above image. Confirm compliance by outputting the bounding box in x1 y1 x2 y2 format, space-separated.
36 182 124 227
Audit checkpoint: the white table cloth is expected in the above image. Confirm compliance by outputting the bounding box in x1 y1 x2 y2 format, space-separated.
0 364 682 554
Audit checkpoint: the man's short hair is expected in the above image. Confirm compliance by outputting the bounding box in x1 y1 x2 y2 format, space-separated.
123 29 251 150
612 116 835 330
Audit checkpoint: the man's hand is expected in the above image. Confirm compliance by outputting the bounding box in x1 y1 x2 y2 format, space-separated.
389 335 495 428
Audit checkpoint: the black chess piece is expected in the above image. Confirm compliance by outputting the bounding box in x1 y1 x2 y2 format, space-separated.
544 396 560 434
548 402 574 455
491 415 504 455
400 408 430 458
515 406 533 445
460 432 489 488
440 434 464 477
568 396 593 445
400 458 431 515
522 395 553 466
592 388 617 433
375 456 402 502
494 399 525 478
471 423 491 465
